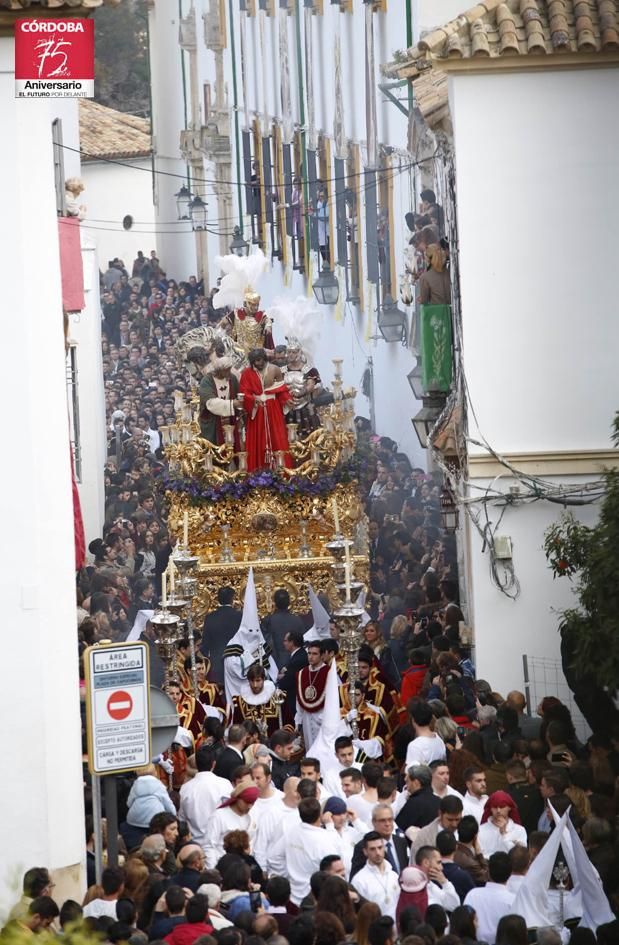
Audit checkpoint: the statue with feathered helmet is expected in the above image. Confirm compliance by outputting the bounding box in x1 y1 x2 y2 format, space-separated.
212 249 274 356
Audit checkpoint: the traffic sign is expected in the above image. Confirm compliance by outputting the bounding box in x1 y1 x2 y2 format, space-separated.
107 690 133 721
85 642 151 775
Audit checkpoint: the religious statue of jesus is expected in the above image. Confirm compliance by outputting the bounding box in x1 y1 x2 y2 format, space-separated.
239 348 292 472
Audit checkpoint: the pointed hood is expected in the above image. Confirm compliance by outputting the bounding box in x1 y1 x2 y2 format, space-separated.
226 568 267 651
548 803 615 931
241 567 260 632
512 806 569 929
304 585 332 642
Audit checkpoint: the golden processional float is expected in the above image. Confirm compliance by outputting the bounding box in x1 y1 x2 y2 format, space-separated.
149 253 371 722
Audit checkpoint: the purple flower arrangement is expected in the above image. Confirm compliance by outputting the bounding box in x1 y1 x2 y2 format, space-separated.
162 462 359 506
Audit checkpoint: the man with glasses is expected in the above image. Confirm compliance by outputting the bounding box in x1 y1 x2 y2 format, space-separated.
8 868 55 922
350 802 408 880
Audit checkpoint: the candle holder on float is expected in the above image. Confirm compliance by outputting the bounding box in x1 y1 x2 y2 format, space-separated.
325 506 365 738
171 548 200 698
164 593 190 684
332 602 365 737
151 608 181 693
298 519 311 559
219 524 235 563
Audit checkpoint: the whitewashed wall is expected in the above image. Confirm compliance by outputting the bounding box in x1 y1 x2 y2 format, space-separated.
69 233 107 547
149 0 197 278
468 474 601 698
450 66 619 693
0 43 85 908
81 159 156 270
451 68 619 456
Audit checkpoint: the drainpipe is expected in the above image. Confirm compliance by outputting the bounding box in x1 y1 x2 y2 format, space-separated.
228 0 244 230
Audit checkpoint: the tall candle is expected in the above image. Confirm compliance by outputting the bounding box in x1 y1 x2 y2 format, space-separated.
344 540 352 600
331 498 340 535
169 560 175 595
162 570 167 610
183 510 189 548
344 563 351 602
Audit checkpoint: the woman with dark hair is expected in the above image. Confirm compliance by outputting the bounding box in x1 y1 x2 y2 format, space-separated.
222 829 264 887
314 912 346 945
495 914 528 945
449 905 486 944
316 875 355 935
90 591 111 616
219 859 266 919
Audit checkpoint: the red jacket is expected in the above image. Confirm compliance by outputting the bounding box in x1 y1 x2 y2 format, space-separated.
165 921 214 945
400 664 426 706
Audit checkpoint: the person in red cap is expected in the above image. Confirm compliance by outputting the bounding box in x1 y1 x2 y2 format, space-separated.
477 790 527 858
203 776 259 868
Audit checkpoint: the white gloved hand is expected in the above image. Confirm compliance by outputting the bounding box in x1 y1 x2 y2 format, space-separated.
158 757 174 775
346 708 358 722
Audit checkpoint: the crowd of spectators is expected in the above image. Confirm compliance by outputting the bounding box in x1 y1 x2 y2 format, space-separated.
5 250 618 945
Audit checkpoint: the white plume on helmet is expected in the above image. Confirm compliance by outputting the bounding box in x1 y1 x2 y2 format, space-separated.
269 296 323 359
212 249 269 310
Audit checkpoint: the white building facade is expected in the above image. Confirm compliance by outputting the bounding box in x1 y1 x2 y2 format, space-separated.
385 1 619 707
148 0 434 466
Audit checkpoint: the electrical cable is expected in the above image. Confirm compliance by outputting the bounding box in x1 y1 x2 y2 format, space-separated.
62 140 438 191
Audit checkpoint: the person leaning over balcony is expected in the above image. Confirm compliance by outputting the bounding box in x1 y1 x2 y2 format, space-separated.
418 244 451 306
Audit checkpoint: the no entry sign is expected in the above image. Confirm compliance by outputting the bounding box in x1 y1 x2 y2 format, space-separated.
85 642 151 774
107 690 133 721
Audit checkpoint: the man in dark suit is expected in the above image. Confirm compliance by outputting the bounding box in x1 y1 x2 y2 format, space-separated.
277 631 308 717
396 765 440 832
349 803 409 880
213 724 248 781
261 589 305 670
200 586 242 684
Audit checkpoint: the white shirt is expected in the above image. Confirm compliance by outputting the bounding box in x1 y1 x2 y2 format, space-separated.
427 878 460 912
334 819 371 878
506 873 526 895
433 784 463 800
255 801 300 873
179 771 232 852
462 791 488 824
322 761 363 798
285 821 341 904
204 805 252 868
464 883 515 944
478 818 528 858
347 793 378 824
405 733 446 768
83 899 118 919
352 861 400 920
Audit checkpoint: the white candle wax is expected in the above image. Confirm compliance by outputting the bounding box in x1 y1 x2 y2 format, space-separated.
331 498 340 535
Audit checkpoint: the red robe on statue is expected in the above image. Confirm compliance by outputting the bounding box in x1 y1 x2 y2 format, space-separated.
239 366 293 471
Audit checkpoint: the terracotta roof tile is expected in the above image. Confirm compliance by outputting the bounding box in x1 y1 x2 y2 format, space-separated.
383 0 619 77
79 99 151 161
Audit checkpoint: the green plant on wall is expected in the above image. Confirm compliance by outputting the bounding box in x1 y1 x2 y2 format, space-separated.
543 414 619 695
